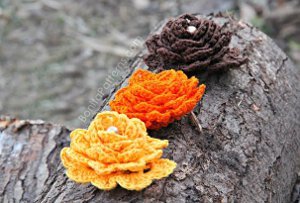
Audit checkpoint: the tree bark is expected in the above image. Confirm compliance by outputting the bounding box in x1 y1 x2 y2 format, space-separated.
0 14 300 203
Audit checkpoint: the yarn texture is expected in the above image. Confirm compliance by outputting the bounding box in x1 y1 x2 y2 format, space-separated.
110 69 206 130
143 13 247 73
60 111 176 191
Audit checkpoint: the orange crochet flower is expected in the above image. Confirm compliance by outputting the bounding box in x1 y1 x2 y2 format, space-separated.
110 69 206 129
60 111 176 191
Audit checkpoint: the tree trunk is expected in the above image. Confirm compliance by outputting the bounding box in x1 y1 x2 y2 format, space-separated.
0 14 300 203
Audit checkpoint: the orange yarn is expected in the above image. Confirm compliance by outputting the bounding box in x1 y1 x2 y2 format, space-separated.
60 111 176 191
110 69 206 129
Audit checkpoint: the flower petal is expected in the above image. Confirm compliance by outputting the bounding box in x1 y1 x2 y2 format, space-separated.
66 167 98 183
146 159 177 180
91 175 118 190
88 160 147 175
116 171 153 191
115 159 176 191
86 145 118 163
61 148 90 168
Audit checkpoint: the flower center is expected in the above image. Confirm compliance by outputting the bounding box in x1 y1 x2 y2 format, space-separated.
187 26 196 33
107 126 118 133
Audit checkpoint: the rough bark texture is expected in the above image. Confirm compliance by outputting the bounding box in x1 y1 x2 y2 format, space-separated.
0 117 70 203
0 14 300 203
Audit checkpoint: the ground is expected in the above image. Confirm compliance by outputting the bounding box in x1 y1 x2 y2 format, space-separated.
0 0 299 129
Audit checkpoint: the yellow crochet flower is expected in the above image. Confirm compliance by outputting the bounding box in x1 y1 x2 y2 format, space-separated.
60 111 176 191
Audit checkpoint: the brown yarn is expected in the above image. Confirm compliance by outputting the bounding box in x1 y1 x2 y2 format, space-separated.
143 14 247 73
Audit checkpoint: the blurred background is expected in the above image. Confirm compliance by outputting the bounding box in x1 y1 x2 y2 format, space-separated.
0 0 299 128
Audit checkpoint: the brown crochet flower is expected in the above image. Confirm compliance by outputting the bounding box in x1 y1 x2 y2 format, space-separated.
143 14 246 73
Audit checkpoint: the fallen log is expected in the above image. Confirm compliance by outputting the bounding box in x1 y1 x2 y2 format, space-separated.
0 14 300 203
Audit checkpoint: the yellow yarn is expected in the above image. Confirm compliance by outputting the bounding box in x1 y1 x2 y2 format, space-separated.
60 111 176 191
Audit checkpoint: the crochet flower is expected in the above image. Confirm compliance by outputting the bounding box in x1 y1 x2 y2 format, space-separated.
143 13 246 73
110 69 206 129
60 111 176 191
